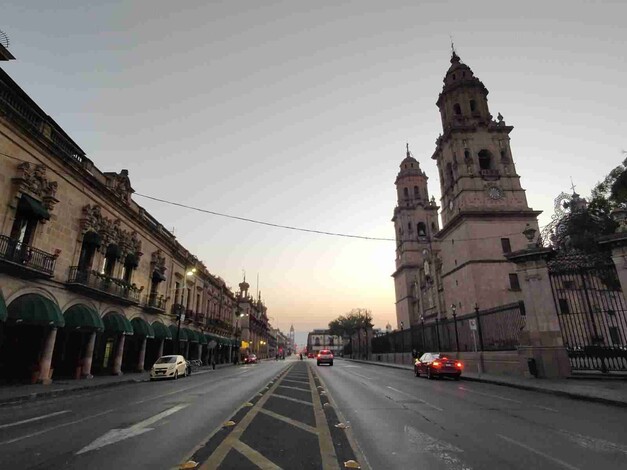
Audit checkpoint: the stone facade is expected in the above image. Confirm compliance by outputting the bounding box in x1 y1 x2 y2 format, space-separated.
394 52 541 328
307 329 342 355
0 64 249 383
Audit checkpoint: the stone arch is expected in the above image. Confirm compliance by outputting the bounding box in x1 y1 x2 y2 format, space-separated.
478 149 493 170
5 286 59 306
417 222 427 237
454 103 462 115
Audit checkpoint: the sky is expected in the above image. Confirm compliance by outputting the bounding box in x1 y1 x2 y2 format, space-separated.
2 1 626 340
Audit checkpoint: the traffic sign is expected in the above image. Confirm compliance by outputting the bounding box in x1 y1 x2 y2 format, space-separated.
469 319 477 331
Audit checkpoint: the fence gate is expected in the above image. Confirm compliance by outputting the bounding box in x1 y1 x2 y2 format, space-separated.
548 251 627 373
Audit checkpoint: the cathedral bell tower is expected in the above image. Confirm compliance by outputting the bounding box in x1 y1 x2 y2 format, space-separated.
392 145 440 328
432 51 541 313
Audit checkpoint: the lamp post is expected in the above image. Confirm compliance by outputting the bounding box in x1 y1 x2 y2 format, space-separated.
400 321 404 364
176 267 196 355
452 304 460 352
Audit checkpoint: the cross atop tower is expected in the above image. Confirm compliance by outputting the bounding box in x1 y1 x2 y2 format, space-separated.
570 176 577 194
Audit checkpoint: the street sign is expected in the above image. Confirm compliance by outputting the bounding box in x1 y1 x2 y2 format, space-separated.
469 319 477 331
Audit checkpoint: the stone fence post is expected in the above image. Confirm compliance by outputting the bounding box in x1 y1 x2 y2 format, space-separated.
506 247 571 378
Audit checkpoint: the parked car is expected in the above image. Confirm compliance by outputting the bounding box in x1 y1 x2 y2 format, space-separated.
150 355 188 380
243 354 258 364
307 352 315 359
317 349 334 366
414 353 462 380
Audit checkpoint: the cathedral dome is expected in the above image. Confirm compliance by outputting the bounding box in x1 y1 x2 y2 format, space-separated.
437 52 489 106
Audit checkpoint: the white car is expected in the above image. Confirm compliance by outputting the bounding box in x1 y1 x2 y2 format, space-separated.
150 355 188 380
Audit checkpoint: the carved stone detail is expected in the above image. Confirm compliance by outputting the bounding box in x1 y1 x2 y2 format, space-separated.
104 169 134 205
12 162 60 214
80 204 143 260
151 249 167 275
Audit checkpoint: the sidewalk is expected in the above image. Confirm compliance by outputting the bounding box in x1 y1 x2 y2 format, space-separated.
344 358 627 408
0 362 235 407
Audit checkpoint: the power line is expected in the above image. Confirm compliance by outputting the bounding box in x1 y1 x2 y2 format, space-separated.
0 149 549 244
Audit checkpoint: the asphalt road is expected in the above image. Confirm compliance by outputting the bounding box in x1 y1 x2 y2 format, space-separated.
316 359 627 470
0 361 292 469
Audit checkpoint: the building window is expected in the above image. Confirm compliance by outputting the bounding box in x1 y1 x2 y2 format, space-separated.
9 194 49 248
403 187 409 199
446 162 454 186
102 244 120 277
470 100 477 112
478 150 492 170
417 222 426 237
408 222 412 231
121 253 139 284
509 273 521 291
609 326 620 345
78 231 101 272
414 186 420 198
454 103 462 115
558 298 570 314
175 281 181 305
501 238 512 254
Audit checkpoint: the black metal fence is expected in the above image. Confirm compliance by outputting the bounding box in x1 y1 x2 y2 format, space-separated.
371 301 526 355
67 267 141 303
0 235 56 275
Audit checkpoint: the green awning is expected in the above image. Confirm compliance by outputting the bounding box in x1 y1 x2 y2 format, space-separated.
185 328 200 343
219 336 231 346
131 317 155 338
169 324 188 342
103 312 133 335
0 292 7 322
151 321 172 340
19 194 50 220
7 294 64 327
231 338 239 347
198 333 208 345
64 304 104 331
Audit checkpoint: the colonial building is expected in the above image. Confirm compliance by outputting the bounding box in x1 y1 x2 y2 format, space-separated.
393 51 541 328
306 329 342 356
0 45 244 384
236 278 270 359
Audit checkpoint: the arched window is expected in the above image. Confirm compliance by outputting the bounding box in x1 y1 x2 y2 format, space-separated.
454 103 462 115
403 187 409 199
446 162 454 186
470 100 477 112
478 150 492 170
102 244 121 277
431 222 437 232
417 222 427 237
464 150 471 160
414 186 420 198
315 337 321 346
408 222 412 231
121 253 139 284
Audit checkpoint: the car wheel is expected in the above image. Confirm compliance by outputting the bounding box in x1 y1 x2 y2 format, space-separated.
427 368 434 380
174 370 179 380
414 368 420 377
330 362 333 366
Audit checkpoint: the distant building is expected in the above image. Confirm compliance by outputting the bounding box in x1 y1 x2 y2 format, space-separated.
306 329 342 355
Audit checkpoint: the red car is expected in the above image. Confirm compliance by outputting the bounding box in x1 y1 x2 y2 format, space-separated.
243 354 258 364
414 353 462 380
307 352 315 359
316 349 334 366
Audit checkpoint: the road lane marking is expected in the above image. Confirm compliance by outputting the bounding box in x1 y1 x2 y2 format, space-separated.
308 364 340 470
458 386 523 404
271 393 314 406
233 440 282 470
76 404 189 454
0 409 115 446
405 425 472 470
557 429 627 455
387 387 443 411
533 405 559 413
348 372 372 380
0 410 71 429
496 434 580 470
258 408 318 435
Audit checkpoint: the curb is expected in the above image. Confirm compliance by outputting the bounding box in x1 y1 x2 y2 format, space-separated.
343 358 627 408
0 377 148 407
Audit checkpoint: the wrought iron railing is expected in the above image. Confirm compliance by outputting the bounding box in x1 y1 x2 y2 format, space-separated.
371 301 526 354
0 235 56 275
143 294 166 311
480 169 500 178
67 267 140 303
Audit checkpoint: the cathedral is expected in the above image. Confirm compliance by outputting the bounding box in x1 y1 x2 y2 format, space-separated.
393 51 541 328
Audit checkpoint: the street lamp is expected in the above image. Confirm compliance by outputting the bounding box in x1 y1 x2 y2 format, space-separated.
176 267 196 355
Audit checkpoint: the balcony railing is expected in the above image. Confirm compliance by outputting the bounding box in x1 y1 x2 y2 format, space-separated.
67 267 140 304
143 294 166 312
0 235 56 276
480 169 500 179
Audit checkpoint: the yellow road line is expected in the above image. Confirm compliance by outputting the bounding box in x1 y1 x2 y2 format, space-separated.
308 364 340 470
232 440 282 470
199 366 293 469
257 408 318 435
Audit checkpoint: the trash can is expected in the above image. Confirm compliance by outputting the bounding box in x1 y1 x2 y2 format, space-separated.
527 358 538 377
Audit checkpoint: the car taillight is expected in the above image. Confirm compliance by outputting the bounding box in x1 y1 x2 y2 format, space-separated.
317 354 321 358
432 361 441 367
456 362 463 368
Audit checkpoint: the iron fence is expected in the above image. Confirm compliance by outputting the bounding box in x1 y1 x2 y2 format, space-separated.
0 235 56 275
67 267 140 303
371 301 525 355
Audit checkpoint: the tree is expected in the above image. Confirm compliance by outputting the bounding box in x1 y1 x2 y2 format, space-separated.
328 309 373 358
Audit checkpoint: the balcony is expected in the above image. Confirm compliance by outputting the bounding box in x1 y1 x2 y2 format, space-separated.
142 294 166 313
0 235 57 278
480 169 500 180
67 267 140 305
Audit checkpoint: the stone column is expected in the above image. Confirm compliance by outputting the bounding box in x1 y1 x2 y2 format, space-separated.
506 247 571 378
136 337 147 372
38 328 57 385
112 335 125 375
81 332 97 379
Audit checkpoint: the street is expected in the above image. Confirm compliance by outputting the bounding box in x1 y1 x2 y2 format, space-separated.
1 358 626 469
